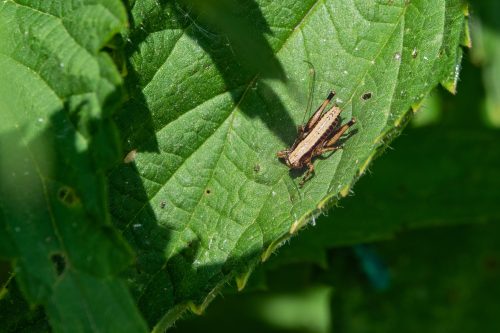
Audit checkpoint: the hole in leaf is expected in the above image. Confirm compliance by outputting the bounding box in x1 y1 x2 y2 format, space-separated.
205 189 211 194
50 253 66 276
57 186 78 206
361 92 372 100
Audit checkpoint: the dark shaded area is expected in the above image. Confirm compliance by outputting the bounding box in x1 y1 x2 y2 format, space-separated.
329 224 500 333
0 278 50 333
176 0 285 80
108 158 172 326
0 260 11 285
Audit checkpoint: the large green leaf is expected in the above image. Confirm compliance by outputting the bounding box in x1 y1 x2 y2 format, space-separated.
108 0 468 329
0 1 147 331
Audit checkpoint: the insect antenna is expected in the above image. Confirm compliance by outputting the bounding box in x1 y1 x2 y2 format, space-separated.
301 60 316 126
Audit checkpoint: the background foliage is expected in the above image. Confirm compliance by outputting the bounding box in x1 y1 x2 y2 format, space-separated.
1 0 498 332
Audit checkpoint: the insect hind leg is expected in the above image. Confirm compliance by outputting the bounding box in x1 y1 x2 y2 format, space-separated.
324 118 356 148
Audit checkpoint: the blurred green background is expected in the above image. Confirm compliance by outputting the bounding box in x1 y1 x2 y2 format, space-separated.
169 4 500 333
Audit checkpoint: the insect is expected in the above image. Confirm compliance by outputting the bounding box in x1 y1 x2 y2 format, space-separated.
277 91 356 186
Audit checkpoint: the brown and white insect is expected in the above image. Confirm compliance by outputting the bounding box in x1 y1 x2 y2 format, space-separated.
277 91 356 186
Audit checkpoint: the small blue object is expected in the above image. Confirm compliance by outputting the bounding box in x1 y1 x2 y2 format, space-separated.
353 244 390 291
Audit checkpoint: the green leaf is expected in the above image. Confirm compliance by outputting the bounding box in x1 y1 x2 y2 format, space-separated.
0 1 147 331
109 0 468 328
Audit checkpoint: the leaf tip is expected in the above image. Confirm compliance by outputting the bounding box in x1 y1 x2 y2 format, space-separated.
0 286 8 300
358 155 374 177
188 284 223 316
235 269 253 291
411 99 425 113
462 3 470 17
462 18 472 48
289 220 300 234
261 246 274 262
339 185 350 198
261 236 288 262
440 49 463 95
187 301 205 315
440 76 458 95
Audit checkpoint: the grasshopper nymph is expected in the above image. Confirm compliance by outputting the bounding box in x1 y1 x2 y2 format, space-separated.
277 91 356 186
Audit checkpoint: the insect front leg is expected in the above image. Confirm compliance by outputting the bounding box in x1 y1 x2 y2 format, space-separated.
299 161 315 187
312 118 356 157
324 118 356 150
276 149 290 159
